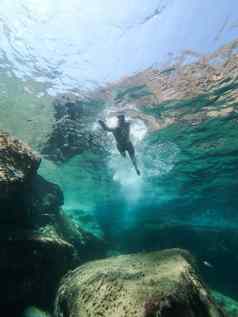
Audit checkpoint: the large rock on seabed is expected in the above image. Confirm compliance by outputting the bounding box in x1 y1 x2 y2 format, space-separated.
54 249 225 317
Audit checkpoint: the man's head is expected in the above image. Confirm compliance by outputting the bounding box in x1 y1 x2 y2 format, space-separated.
117 114 125 124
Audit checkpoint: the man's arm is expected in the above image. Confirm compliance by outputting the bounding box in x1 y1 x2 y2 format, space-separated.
98 120 114 132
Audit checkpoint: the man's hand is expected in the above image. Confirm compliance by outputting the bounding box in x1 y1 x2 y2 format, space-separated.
98 120 107 130
98 120 113 132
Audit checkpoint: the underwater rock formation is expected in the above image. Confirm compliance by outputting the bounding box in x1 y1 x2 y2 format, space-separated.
54 249 225 317
0 226 76 310
0 131 43 227
26 175 64 226
0 213 106 312
54 211 106 263
0 131 106 314
0 132 75 312
0 132 41 190
0 131 40 209
0 130 64 227
42 94 107 162
66 208 104 238
0 132 62 305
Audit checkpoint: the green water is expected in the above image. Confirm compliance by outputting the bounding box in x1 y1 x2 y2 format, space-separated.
1 1 238 314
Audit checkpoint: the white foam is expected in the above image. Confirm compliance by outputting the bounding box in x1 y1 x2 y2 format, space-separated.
142 142 179 178
111 153 143 203
105 116 118 128
107 117 146 204
130 119 147 143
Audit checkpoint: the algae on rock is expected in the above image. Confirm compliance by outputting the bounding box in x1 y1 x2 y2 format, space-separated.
55 249 225 317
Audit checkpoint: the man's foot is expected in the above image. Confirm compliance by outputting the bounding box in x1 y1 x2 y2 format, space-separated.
136 169 141 176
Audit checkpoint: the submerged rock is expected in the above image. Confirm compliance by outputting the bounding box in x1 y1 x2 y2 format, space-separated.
0 131 40 200
27 175 64 226
42 94 107 162
65 208 104 239
0 226 76 310
0 209 105 314
0 131 63 227
54 249 225 317
0 131 41 224
0 131 106 314
54 211 107 262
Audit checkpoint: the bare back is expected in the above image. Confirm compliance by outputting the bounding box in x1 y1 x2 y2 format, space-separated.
98 118 140 175
112 122 130 147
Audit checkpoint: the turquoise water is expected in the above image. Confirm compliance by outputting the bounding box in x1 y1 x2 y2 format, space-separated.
1 1 238 315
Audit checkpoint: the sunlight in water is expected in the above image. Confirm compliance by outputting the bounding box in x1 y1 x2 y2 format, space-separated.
142 142 180 177
20 0 54 18
105 116 118 129
104 116 146 203
1 0 238 315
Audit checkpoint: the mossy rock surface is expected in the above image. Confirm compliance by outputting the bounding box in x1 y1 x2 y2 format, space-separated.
0 227 75 303
0 131 40 199
55 249 225 317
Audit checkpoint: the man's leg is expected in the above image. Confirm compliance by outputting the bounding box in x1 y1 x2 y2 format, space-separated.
127 142 140 175
117 143 126 157
120 151 126 158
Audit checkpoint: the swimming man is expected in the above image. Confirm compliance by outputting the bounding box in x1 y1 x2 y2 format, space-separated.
99 115 141 175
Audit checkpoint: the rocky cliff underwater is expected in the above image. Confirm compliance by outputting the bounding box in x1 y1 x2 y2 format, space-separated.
1 0 238 316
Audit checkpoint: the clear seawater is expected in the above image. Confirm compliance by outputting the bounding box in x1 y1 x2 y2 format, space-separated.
1 0 238 315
